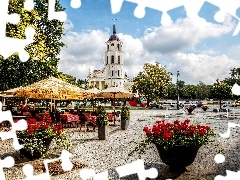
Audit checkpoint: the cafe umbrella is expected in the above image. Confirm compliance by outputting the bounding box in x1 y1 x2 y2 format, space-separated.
97 86 133 124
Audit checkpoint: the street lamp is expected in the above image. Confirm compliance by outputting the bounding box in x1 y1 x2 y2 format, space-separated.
177 71 180 110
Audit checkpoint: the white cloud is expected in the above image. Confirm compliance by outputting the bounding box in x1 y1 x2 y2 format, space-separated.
58 18 238 85
141 15 235 55
167 53 240 85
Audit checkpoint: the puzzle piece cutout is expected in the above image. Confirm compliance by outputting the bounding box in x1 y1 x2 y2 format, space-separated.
0 0 68 62
79 169 109 180
115 159 158 180
231 83 240 95
0 0 35 62
70 0 82 9
110 0 240 35
0 102 27 150
0 156 15 180
215 170 240 180
21 150 73 180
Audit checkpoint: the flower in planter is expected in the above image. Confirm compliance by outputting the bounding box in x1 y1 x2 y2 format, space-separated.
16 118 71 158
129 119 217 156
185 105 196 110
201 105 208 110
120 104 130 121
96 106 108 126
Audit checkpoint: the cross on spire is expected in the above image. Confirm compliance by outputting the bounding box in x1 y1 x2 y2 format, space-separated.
112 18 117 34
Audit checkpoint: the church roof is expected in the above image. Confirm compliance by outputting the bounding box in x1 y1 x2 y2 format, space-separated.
108 23 120 41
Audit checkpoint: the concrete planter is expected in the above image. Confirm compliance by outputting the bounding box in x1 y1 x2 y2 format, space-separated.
98 125 108 140
120 119 129 130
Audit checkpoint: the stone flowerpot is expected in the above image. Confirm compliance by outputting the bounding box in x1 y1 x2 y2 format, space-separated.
98 125 108 140
120 119 129 130
202 108 207 111
186 108 194 114
19 138 53 160
155 144 201 171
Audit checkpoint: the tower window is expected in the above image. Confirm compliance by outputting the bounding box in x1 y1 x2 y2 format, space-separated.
111 43 114 46
118 70 120 76
118 56 120 64
106 56 108 64
107 45 109 50
112 71 114 76
117 44 119 50
111 55 114 64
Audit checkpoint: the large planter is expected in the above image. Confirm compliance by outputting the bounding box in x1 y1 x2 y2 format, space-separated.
155 144 201 171
202 108 208 111
120 119 129 130
98 125 108 140
19 138 53 160
186 108 194 114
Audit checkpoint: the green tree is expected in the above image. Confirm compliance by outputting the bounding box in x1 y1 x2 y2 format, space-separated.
209 79 232 109
181 84 197 99
0 0 65 91
224 68 240 86
58 72 77 85
195 81 211 100
166 84 177 99
132 62 172 106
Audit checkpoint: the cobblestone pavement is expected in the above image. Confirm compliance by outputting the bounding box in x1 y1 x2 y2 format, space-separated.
1 108 240 180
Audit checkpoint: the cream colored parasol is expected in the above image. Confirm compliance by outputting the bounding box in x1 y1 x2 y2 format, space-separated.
13 76 86 111
97 86 133 124
84 88 101 110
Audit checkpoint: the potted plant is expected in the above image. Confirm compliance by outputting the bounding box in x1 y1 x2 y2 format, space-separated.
185 105 196 114
16 118 71 160
201 105 208 111
96 106 108 140
120 104 130 130
129 119 217 171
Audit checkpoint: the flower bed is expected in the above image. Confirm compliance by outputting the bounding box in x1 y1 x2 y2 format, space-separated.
16 118 71 159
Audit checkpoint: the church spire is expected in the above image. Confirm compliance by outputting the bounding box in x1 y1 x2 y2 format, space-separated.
112 18 117 34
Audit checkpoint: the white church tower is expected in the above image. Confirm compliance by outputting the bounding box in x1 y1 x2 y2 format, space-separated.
104 21 125 90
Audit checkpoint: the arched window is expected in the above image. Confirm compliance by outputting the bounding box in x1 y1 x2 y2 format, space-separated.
118 70 120 76
117 44 119 50
111 43 114 46
106 56 108 64
111 55 114 64
112 70 114 76
107 45 109 50
118 56 120 64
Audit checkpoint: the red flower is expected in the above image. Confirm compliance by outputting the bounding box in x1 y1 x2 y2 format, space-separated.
174 120 180 125
43 124 49 130
162 131 173 140
47 119 52 123
57 129 62 135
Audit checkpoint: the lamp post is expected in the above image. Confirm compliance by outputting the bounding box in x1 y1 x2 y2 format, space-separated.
177 71 180 110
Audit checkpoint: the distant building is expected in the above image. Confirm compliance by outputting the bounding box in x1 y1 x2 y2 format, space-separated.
87 22 133 91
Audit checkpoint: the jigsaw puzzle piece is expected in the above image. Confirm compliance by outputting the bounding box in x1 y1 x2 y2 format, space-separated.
24 0 34 11
115 159 158 180
215 170 240 180
22 164 51 180
48 0 67 22
207 0 240 36
70 0 81 9
0 102 27 150
79 169 109 180
22 150 73 180
0 156 15 180
232 83 240 95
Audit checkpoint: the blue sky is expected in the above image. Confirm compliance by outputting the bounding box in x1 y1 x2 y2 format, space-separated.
58 0 240 85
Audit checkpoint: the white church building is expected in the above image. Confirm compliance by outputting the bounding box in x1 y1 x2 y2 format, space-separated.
87 22 133 91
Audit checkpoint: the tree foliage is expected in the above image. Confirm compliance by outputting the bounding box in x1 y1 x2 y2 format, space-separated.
0 0 65 91
181 84 197 99
209 80 232 109
195 81 210 100
132 63 172 105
